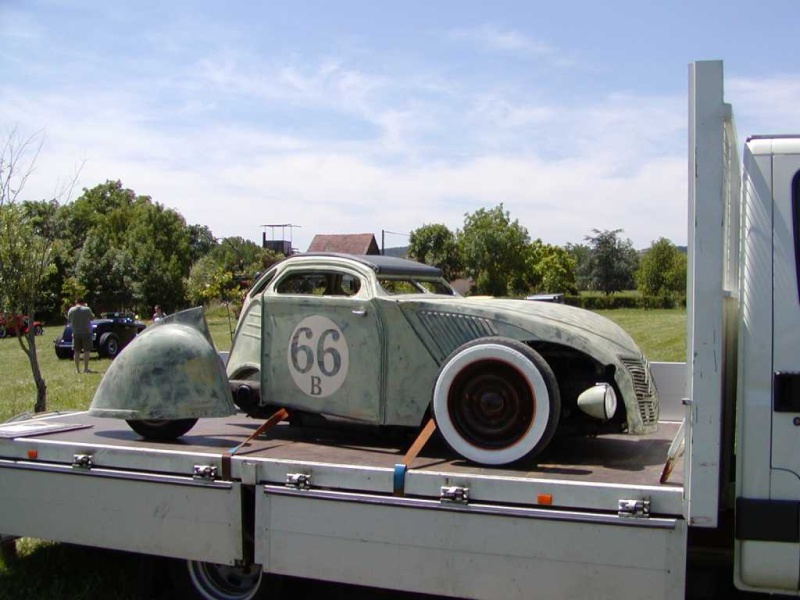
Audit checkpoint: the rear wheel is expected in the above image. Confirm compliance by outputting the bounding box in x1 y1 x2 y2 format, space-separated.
126 419 198 440
34 324 43 336
432 337 560 465
0 326 6 339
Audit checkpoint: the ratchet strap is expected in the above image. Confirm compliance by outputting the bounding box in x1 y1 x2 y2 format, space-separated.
393 418 437 496
221 408 289 480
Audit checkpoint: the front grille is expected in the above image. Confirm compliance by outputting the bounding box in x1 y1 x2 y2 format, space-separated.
417 311 498 358
620 357 658 426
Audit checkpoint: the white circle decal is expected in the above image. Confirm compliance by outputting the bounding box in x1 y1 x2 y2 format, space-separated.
288 315 349 398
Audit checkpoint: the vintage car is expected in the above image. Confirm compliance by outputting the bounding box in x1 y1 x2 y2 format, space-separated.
0 314 44 338
54 312 146 359
89 253 659 466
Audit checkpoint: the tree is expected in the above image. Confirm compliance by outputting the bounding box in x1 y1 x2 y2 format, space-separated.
122 199 193 313
0 127 65 413
584 229 638 295
636 237 687 297
565 242 593 292
20 199 69 319
68 182 197 315
407 223 461 280
526 240 578 295
187 224 217 263
185 237 281 309
458 204 529 296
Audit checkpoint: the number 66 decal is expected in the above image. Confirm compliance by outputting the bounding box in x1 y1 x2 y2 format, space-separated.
288 315 349 397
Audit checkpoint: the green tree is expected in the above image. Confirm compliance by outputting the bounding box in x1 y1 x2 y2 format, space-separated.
526 240 578 295
185 237 281 308
122 199 193 313
408 223 461 280
0 127 66 412
565 242 593 292
20 199 68 319
187 224 217 263
636 237 687 297
68 182 196 315
584 229 638 295
459 204 529 296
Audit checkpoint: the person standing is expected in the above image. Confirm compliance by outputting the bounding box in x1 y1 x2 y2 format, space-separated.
68 298 95 374
152 305 165 322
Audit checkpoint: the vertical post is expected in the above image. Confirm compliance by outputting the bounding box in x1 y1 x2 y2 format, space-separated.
685 60 726 528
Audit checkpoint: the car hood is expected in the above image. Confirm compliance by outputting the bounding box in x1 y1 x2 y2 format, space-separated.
396 296 641 360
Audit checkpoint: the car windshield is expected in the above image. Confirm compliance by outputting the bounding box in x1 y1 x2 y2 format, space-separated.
377 277 457 296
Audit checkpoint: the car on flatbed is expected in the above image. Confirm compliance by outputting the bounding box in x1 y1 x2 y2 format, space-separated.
217 253 660 465
90 252 659 465
54 312 146 359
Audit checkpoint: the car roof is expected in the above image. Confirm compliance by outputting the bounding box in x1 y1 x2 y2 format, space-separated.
293 253 443 278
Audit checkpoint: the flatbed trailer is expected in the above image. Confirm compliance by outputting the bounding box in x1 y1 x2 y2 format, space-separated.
0 383 686 600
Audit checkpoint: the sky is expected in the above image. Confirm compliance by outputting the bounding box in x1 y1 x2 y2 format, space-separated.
2 0 800 252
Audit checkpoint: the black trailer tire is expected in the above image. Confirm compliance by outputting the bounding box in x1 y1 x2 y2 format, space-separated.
99 332 120 358
0 326 6 339
126 419 198 440
432 337 561 465
170 559 281 600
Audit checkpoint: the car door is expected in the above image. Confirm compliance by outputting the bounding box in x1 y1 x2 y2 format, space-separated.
262 266 384 423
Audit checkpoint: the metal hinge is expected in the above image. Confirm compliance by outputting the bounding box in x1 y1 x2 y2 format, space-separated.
286 473 311 490
619 499 651 519
440 486 469 505
72 454 93 469
193 465 218 481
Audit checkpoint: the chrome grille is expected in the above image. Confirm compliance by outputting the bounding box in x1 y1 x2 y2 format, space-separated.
417 311 498 358
620 357 658 426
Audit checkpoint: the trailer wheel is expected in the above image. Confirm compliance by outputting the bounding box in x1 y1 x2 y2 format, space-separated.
126 418 198 440
172 559 279 600
432 337 560 465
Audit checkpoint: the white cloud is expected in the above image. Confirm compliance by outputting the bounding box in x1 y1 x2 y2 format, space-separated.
447 24 558 58
729 75 800 137
3 19 693 253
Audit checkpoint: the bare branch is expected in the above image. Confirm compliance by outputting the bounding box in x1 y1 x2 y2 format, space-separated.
53 158 86 203
0 126 45 206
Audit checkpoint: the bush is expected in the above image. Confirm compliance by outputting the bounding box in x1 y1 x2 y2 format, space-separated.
564 294 686 310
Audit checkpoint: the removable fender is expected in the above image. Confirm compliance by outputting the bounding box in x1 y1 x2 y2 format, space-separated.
89 307 236 420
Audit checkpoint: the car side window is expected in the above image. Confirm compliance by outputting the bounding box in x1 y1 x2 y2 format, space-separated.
248 268 277 297
275 270 362 297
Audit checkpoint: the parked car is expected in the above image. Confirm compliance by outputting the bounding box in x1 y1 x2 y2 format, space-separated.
0 314 44 338
92 253 659 466
54 312 146 359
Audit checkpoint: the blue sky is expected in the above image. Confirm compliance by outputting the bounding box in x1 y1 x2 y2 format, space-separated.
3 0 799 251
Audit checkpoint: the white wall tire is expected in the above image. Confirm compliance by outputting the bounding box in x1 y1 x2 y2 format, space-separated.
433 338 560 465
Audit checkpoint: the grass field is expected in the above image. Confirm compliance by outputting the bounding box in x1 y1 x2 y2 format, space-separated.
0 304 686 599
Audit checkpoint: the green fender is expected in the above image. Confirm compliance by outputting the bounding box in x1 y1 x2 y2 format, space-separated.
89 307 236 420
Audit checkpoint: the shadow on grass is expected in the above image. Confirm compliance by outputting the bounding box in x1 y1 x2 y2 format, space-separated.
0 539 165 600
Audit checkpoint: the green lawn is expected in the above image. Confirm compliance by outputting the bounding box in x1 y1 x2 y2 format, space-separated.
0 305 686 598
595 308 686 363
0 304 239 424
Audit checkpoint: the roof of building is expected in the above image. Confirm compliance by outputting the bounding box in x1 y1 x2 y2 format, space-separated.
307 233 380 255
